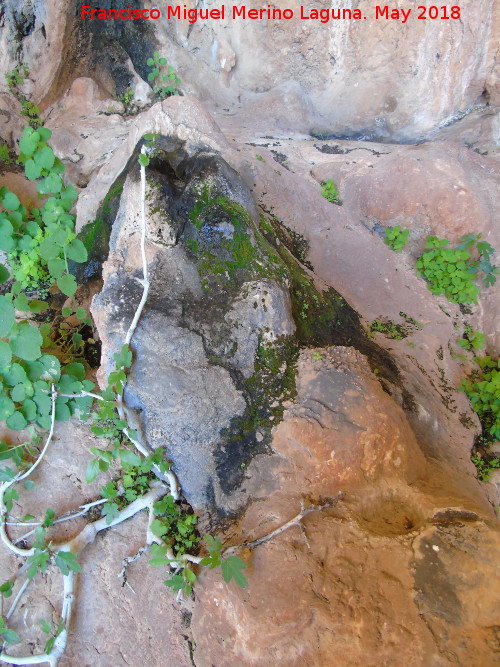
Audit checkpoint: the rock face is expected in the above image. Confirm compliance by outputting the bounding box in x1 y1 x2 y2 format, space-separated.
0 0 498 142
91 141 297 511
1 4 500 666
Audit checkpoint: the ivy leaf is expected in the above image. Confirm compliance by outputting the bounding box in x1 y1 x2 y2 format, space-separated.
55 551 81 575
0 581 14 598
113 344 133 369
138 154 149 167
221 556 248 588
0 625 20 644
102 501 120 525
11 383 26 402
118 448 141 468
85 458 100 483
40 619 51 634
0 295 15 337
60 185 78 202
37 127 52 142
149 543 172 567
13 292 31 311
57 274 77 297
0 467 16 482
151 519 169 538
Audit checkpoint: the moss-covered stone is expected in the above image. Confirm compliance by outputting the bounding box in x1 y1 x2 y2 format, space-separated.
70 178 125 282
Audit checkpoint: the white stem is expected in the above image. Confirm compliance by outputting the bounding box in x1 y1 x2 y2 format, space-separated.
14 499 108 543
124 146 149 347
46 391 104 401
6 579 30 621
0 485 168 667
0 388 57 557
223 493 344 557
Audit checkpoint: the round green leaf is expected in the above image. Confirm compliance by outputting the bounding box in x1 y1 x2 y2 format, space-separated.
37 127 52 142
6 410 28 430
34 145 55 170
0 395 15 420
39 237 60 261
0 340 12 367
66 239 87 263
48 257 66 279
54 401 71 422
0 265 10 283
57 274 77 296
64 362 85 381
60 185 78 202
28 299 49 314
10 383 26 402
36 414 52 429
10 322 43 361
33 391 52 416
39 354 61 381
19 130 40 156
37 173 63 195
25 159 42 181
1 191 20 211
0 217 15 252
21 398 37 421
0 296 15 337
1 363 27 386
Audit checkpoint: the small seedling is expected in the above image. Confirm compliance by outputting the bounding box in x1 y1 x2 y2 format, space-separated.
321 179 339 203
471 454 500 482
118 86 134 111
384 225 409 252
457 326 486 351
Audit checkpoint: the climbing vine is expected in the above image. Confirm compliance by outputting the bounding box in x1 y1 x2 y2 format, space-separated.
0 119 248 665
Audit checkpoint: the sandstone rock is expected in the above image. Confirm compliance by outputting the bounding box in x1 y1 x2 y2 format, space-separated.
191 348 500 666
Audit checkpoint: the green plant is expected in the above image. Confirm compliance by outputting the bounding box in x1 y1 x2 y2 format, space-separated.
471 454 500 482
321 179 339 203
255 154 265 162
0 143 16 165
461 356 500 441
118 86 134 111
457 326 486 351
384 225 409 252
415 233 498 304
6 65 42 128
147 51 181 99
